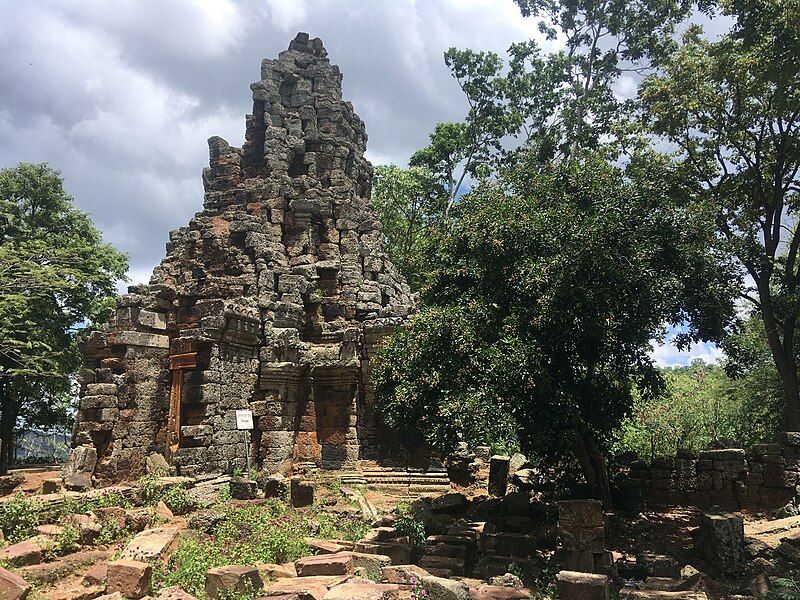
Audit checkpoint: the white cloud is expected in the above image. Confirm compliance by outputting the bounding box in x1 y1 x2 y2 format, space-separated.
650 339 724 367
263 0 308 32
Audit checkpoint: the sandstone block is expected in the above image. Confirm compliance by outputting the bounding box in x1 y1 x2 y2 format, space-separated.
696 513 744 575
0 540 43 567
558 500 604 528
290 477 314 507
107 559 152 599
205 565 263 600
229 476 258 500
0 566 31 600
556 571 609 600
295 554 353 577
489 455 510 497
323 580 401 599
122 527 180 561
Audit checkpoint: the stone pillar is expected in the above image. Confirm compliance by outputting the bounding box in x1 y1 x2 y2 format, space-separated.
556 571 609 600
488 455 510 496
558 500 605 573
695 513 744 575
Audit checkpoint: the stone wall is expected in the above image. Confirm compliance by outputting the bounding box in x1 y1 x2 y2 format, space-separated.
72 33 415 482
621 432 800 511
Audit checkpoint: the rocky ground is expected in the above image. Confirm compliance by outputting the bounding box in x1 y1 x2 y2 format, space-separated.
0 468 798 600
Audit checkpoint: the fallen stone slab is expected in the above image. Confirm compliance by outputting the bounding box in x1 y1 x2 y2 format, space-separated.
305 538 349 554
619 591 708 600
0 566 31 600
295 554 353 577
419 575 470 600
44 583 105 600
469 585 531 599
256 562 296 579
322 579 401 599
18 550 108 584
431 493 468 514
0 539 44 567
92 593 123 600
262 575 349 599
154 586 200 600
107 559 152 599
380 564 430 584
353 541 411 565
556 571 608 600
122 527 180 561
0 474 25 495
205 565 263 600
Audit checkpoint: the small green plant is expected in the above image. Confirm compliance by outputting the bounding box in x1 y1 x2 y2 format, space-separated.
0 494 40 543
769 578 800 600
139 474 163 506
161 484 193 516
216 483 232 504
507 562 524 579
50 525 80 557
395 505 427 548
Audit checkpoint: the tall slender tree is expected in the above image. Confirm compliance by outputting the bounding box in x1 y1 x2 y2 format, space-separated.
0 163 127 474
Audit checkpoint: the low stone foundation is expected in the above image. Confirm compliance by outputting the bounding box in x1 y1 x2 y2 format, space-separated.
621 432 800 511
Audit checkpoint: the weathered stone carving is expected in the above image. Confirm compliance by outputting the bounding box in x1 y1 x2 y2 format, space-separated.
71 33 415 480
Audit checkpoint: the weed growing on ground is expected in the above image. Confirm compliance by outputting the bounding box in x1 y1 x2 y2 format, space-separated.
769 578 800 600
152 500 369 596
0 494 40 543
161 484 193 515
394 503 427 548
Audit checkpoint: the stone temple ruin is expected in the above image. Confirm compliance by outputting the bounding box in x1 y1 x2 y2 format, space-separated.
71 33 415 481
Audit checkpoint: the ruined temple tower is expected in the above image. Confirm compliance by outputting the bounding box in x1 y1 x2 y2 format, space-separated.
72 33 415 480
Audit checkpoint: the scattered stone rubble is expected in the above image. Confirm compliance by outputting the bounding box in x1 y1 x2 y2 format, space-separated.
69 32 415 483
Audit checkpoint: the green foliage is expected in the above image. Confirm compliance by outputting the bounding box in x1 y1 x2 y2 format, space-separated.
153 500 368 596
371 165 447 289
614 359 782 461
768 577 800 600
161 484 194 516
49 524 80 558
0 162 128 472
375 156 737 465
640 1 800 427
0 493 40 543
394 510 427 549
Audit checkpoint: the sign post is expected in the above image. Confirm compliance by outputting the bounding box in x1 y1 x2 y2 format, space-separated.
235 409 254 478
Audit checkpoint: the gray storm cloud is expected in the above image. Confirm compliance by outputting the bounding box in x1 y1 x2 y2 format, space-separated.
0 0 545 284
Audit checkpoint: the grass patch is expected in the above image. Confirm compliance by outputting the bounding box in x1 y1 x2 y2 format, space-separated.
153 499 369 597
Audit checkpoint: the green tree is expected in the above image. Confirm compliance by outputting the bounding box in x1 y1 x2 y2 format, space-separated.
0 163 128 474
406 0 694 222
371 165 447 289
640 0 800 428
375 156 737 504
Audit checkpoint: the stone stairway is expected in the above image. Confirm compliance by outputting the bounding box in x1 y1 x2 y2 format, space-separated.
418 521 485 577
339 468 451 497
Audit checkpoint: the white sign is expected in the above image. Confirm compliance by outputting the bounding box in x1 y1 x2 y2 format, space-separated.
235 409 254 430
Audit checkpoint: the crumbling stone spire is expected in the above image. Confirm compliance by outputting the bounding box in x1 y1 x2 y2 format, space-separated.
71 33 415 481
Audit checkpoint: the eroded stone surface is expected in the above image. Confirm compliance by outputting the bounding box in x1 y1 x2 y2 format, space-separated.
70 32 415 480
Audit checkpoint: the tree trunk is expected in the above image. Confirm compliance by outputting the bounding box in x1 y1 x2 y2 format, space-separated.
0 380 12 475
758 294 800 430
574 428 612 508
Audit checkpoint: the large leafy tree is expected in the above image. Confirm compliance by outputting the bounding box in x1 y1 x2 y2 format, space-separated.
375 156 738 504
0 163 128 474
408 0 694 208
640 0 800 428
371 165 447 290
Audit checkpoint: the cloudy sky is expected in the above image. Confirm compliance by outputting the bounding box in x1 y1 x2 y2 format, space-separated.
0 0 721 366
